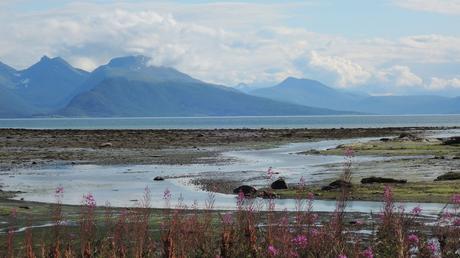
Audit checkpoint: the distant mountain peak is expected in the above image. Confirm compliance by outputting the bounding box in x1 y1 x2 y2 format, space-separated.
278 77 329 90
40 55 51 61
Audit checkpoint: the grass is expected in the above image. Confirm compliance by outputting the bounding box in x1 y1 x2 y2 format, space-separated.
272 181 460 203
313 139 460 157
1 186 459 257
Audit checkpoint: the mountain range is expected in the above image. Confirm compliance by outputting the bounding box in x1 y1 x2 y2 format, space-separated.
0 55 459 118
0 56 345 117
250 77 460 115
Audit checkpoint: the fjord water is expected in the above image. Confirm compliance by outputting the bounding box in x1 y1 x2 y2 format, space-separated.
1 114 460 129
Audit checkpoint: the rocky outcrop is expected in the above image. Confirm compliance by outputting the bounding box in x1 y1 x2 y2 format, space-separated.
441 137 460 145
271 178 288 190
153 176 165 181
233 185 257 196
321 180 352 191
361 177 407 184
435 172 460 181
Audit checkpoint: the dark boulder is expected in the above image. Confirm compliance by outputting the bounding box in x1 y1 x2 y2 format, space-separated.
380 138 391 142
153 176 165 181
233 185 257 197
435 172 460 181
321 180 352 191
361 177 407 184
441 137 460 145
271 178 288 190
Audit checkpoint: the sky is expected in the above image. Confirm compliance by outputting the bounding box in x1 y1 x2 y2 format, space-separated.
0 0 460 96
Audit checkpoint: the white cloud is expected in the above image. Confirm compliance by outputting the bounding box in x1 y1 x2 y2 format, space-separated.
394 0 460 15
428 77 460 90
376 66 423 87
308 51 372 87
0 1 459 94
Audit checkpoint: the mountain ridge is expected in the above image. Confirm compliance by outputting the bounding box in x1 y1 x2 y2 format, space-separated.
1 55 459 118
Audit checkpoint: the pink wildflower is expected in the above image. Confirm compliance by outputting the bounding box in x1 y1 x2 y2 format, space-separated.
267 166 275 179
310 213 318 222
441 211 453 221
362 247 374 258
292 235 308 248
345 147 354 157
453 218 460 226
408 234 419 244
268 245 278 256
310 228 319 236
411 206 422 216
163 188 171 200
338 255 347 258
83 193 96 208
55 185 64 194
427 241 437 254
452 194 460 205
384 185 393 203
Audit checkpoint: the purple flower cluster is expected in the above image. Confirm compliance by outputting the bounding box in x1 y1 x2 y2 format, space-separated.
291 235 308 248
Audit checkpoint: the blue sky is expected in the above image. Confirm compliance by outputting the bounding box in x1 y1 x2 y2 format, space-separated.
1 0 460 96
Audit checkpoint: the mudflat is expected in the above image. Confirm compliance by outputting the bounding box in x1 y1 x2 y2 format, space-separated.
0 127 442 170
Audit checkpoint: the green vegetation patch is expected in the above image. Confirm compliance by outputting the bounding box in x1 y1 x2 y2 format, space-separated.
272 181 460 203
314 138 460 157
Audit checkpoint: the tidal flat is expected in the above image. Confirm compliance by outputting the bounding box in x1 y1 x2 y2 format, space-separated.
0 127 459 205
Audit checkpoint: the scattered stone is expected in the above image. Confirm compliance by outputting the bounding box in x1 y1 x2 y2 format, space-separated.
256 190 278 199
271 178 288 190
398 133 420 141
233 185 257 197
153 176 165 181
19 206 30 210
441 136 460 145
99 142 113 148
435 172 460 181
321 180 352 191
31 161 37 165
361 177 407 184
380 138 390 142
434 155 445 160
20 198 24 201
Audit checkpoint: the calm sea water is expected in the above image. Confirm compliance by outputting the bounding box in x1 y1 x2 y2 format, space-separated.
0 115 460 129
